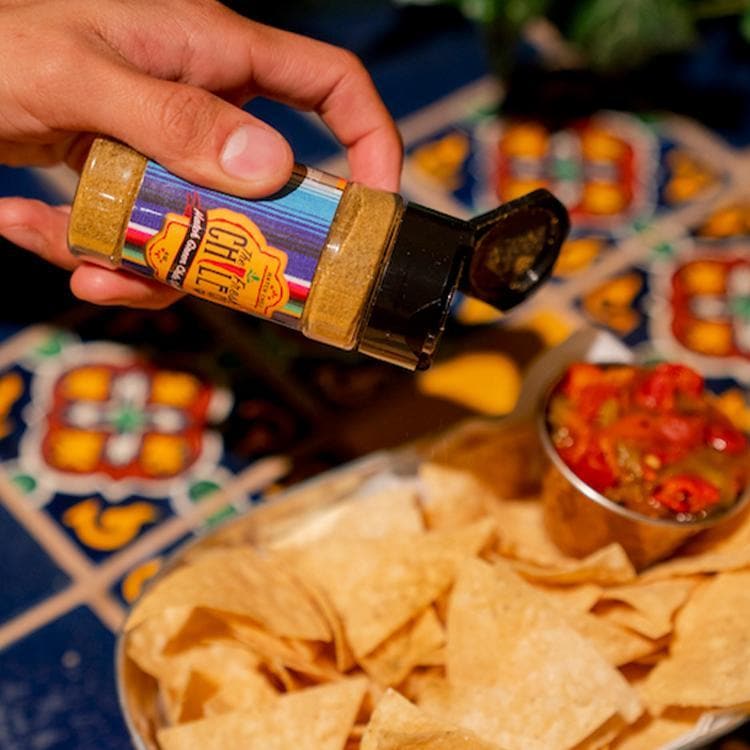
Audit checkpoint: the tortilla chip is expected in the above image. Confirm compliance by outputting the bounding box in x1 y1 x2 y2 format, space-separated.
201 674 279 719
641 570 750 710
218 613 304 657
601 578 697 620
218 614 340 682
264 659 303 691
512 543 636 586
157 606 338 697
126 547 331 642
680 503 750 555
530 584 654 666
293 575 356 673
609 711 699 749
126 606 192 677
566 611 660 667
411 670 453 716
571 715 627 750
427 418 544 498
641 505 750 581
359 608 445 687
417 463 494 530
642 548 750 582
444 558 641 750
155 640 276 724
361 688 505 750
398 667 447 705
433 588 451 626
630 647 670 667
357 679 386 726
415 646 446 668
157 676 368 750
349 723 366 740
489 497 567 566
271 484 423 549
595 579 698 640
487 499 634 585
530 583 603 612
171 603 239 643
178 671 220 723
282 519 495 658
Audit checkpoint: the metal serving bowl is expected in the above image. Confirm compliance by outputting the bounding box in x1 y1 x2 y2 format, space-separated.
537 369 750 571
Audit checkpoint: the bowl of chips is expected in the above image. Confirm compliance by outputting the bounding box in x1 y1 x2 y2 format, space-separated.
539 361 750 570
117 430 750 749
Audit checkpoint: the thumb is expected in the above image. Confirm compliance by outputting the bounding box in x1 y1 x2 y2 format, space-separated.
80 66 294 198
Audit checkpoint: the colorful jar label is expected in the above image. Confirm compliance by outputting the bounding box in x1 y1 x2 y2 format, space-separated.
123 161 346 328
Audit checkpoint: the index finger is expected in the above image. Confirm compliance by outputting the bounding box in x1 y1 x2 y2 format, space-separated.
181 16 403 191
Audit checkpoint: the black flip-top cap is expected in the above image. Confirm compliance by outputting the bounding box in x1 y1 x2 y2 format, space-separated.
357 189 569 371
357 203 470 371
462 188 569 310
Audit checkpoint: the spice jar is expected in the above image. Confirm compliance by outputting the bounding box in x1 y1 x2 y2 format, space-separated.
68 138 569 370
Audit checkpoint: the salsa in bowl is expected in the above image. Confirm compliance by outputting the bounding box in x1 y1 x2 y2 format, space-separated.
540 362 750 568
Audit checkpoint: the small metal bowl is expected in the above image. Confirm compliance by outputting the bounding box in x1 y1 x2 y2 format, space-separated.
537 368 750 571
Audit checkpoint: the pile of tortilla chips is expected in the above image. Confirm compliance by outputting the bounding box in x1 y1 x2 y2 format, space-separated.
124 428 750 750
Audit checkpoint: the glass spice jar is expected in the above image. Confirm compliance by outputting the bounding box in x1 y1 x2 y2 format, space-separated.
68 138 569 370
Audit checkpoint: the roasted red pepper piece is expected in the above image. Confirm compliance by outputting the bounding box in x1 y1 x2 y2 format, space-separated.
561 444 616 493
560 363 604 400
606 412 702 466
607 412 659 444
656 414 705 450
634 363 704 411
705 419 749 454
607 411 704 449
577 383 620 422
652 474 721 513
671 364 704 397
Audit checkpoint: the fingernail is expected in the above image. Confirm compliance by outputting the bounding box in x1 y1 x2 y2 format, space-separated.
0 225 45 253
220 125 289 182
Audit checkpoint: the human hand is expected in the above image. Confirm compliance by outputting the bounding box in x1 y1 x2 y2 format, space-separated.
0 0 402 308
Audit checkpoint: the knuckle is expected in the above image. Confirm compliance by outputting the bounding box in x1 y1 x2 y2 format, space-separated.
334 48 377 96
335 48 367 78
153 86 215 150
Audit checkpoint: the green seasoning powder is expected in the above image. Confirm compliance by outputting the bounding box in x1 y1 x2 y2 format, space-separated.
68 139 147 265
303 185 403 349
